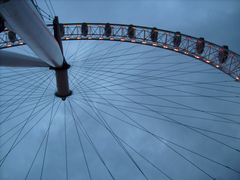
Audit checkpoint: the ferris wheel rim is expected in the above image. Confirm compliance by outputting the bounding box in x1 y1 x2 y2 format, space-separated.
1 22 240 81
1 25 240 180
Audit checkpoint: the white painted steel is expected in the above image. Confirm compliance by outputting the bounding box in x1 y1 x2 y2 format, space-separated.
0 50 49 67
0 0 63 67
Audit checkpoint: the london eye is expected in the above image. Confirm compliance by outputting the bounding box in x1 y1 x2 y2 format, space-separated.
0 0 240 180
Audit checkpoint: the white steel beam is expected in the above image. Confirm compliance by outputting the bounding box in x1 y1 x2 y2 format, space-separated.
0 0 63 67
0 50 49 67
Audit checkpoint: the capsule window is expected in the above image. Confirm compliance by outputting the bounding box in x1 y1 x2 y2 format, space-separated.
151 28 158 42
196 37 205 54
59 24 65 37
8 31 16 43
105 23 112 37
128 25 135 39
0 16 5 33
218 45 229 64
81 23 88 36
173 32 181 47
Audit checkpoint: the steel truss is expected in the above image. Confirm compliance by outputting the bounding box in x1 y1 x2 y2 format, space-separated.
0 23 239 81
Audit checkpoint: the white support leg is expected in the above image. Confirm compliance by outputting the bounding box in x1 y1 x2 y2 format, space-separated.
0 50 49 67
0 0 63 67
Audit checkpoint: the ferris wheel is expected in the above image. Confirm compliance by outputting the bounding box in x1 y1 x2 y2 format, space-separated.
0 0 240 180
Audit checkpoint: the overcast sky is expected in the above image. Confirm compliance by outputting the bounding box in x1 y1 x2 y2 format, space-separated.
51 0 240 53
0 0 240 180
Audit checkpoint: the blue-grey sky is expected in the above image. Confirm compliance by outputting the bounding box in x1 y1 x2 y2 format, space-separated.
52 0 240 53
0 0 240 180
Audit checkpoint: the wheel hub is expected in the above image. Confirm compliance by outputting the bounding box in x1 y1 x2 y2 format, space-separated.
50 62 72 101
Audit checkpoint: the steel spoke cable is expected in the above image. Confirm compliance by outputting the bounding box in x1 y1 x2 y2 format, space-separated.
48 0 56 16
70 66 237 98
80 73 240 141
24 99 57 180
73 44 183 65
0 73 53 125
67 42 100 62
0 70 51 98
77 84 150 180
73 93 240 127
0 73 54 166
72 69 222 178
0 75 52 148
0 68 47 81
32 0 53 21
73 94 240 176
72 42 125 89
70 89 172 180
74 43 142 81
68 43 103 87
79 50 177 83
64 103 69 180
0 69 49 94
66 100 92 180
70 42 138 64
162 76 240 89
67 40 100 62
44 0 54 17
75 69 240 124
81 90 239 99
80 56 194 73
68 100 116 180
81 55 205 84
77 75 240 152
71 46 161 65
90 54 196 80
72 86 238 131
74 82 226 179
73 63 231 95
161 77 240 96
70 71 150 180
72 57 197 92
75 68 227 94
66 40 90 61
75 65 218 75
40 97 59 180
70 68 239 126
84 97 240 174
71 89 213 179
67 40 114 64
71 52 180 90
80 87 240 116
72 65 240 97
0 99 59 159
0 70 50 110
70 50 173 80
0 96 52 125
70 69 240 124
0 98 52 140
25 102 61 180
0 108 53 152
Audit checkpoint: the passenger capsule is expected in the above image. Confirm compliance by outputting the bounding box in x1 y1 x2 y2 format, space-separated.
196 37 205 54
151 28 158 42
105 23 112 37
218 45 229 64
59 23 65 37
128 25 135 39
173 32 181 47
81 23 88 36
0 16 5 33
8 31 16 43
